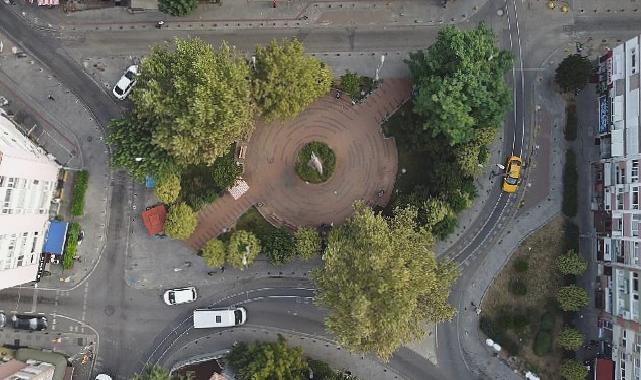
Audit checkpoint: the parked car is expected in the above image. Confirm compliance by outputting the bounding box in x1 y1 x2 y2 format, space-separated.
502 155 523 193
0 312 6 328
112 65 138 100
193 307 246 328
163 287 197 306
95 374 112 380
11 314 47 331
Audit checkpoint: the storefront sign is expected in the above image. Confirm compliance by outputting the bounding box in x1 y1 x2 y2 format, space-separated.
35 253 47 282
599 95 609 134
606 56 613 86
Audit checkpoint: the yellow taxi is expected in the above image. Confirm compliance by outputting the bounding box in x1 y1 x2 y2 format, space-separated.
502 156 523 193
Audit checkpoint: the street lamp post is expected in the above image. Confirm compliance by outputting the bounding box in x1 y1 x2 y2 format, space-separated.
375 55 385 82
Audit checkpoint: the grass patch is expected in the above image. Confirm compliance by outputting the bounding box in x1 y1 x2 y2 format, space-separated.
564 104 577 141
70 170 89 216
233 207 278 245
562 149 578 218
481 216 566 379
295 142 336 183
62 222 81 270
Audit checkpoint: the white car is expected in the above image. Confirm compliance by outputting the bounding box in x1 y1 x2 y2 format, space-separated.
163 287 197 306
112 65 138 100
95 375 112 380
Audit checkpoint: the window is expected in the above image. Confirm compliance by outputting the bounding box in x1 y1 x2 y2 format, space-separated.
633 47 637 74
618 192 625 209
633 160 640 182
633 215 641 237
633 186 640 210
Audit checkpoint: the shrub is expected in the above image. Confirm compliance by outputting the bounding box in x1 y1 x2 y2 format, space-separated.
513 259 529 273
560 359 589 380
555 54 592 94
179 165 220 211
227 230 261 269
558 326 584 351
62 222 81 270
340 71 361 98
264 229 296 265
202 239 226 268
533 330 553 356
509 279 527 296
539 312 556 332
562 149 578 217
564 105 577 141
212 147 243 190
158 0 197 16
154 170 181 204
71 170 89 216
295 142 336 183
556 249 588 275
557 285 589 312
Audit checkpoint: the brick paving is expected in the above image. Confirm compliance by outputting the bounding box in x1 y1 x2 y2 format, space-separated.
186 78 411 251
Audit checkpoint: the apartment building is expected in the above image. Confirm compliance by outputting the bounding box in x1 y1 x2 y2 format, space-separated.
0 108 60 290
592 35 641 380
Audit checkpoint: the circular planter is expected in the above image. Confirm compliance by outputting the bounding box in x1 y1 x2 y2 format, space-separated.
294 141 336 183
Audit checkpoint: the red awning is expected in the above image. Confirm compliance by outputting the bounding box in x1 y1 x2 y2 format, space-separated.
595 358 614 380
142 204 167 236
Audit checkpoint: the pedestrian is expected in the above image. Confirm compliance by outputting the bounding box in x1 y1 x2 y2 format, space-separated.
156 20 165 29
272 0 276 7
220 265 225 272
47 93 55 101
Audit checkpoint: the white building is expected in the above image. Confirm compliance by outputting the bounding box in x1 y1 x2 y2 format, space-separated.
593 35 641 380
0 108 60 290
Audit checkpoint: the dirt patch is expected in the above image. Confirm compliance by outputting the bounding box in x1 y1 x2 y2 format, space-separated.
482 216 568 379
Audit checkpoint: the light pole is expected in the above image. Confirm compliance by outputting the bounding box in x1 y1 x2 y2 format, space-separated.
375 55 385 82
241 245 249 270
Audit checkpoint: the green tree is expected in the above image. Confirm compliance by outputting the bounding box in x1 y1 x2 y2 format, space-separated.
212 147 243 190
131 365 171 380
201 239 226 268
312 203 458 360
227 335 308 380
556 249 588 275
164 202 198 239
154 170 181 204
158 0 197 16
132 38 253 166
253 38 333 121
107 117 177 182
264 229 296 265
227 230 261 269
557 285 589 312
340 71 361 98
555 54 593 94
560 359 589 380
558 326 584 351
406 24 512 146
294 227 321 260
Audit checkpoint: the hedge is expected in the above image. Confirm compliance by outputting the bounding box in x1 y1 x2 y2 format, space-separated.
533 330 553 356
71 170 89 216
62 222 81 270
564 105 577 141
562 150 578 217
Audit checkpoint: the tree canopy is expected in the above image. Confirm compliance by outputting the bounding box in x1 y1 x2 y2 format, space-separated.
312 203 458 360
560 359 589 380
253 38 333 121
227 230 261 269
264 229 296 265
154 170 181 204
294 227 322 260
132 38 253 166
557 285 589 312
406 23 512 146
558 326 584 351
164 202 197 239
201 239 226 268
556 249 588 275
131 365 171 380
555 54 592 94
158 0 197 16
227 335 308 380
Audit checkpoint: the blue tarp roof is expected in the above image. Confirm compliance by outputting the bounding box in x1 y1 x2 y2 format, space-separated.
145 176 156 189
43 220 69 255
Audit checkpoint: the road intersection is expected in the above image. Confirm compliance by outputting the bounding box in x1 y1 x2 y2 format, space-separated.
0 0 640 379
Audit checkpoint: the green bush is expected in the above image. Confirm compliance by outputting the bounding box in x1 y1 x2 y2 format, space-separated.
70 170 89 216
498 336 520 355
295 142 336 183
479 316 500 338
512 314 530 331
62 223 81 270
179 165 220 211
509 279 527 296
513 259 529 273
564 105 577 141
340 71 361 98
158 0 197 16
264 229 296 265
562 149 578 217
533 330 553 356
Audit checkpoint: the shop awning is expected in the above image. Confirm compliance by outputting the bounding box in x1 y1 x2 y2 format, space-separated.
43 220 69 256
142 204 166 236
595 358 614 380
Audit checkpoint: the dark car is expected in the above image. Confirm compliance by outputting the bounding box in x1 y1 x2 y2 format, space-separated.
12 314 47 331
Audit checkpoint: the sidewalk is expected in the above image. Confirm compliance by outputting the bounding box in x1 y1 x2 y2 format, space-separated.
0 31 112 291
6 0 489 32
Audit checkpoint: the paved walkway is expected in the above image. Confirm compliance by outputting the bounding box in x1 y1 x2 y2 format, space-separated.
186 79 410 251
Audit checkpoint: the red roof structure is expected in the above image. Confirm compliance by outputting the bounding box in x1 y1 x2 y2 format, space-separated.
595 358 614 380
142 204 167 236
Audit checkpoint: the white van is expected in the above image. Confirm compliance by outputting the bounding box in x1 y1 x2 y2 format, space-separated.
193 307 247 329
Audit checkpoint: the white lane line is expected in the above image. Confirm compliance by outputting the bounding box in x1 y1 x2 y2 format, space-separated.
513 0 526 157
506 0 517 154
451 193 504 262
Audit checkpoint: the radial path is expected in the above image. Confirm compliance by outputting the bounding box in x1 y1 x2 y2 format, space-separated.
186 79 411 250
